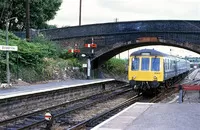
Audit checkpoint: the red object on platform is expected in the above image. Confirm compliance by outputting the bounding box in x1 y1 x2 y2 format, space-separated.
182 85 200 90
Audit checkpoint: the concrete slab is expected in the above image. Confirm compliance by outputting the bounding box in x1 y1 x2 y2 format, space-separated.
0 79 115 99
92 102 200 130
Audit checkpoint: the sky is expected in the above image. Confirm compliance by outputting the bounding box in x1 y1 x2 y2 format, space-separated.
48 0 200 58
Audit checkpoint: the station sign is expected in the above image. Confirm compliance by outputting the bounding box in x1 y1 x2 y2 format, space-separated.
0 45 18 51
82 64 87 68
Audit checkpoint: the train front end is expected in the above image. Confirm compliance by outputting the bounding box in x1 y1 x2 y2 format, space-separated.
128 50 164 92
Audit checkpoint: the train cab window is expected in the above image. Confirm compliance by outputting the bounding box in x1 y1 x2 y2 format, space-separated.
132 58 140 70
141 58 149 71
151 58 160 71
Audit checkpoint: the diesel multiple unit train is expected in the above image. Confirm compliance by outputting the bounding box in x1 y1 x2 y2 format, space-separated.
128 49 190 92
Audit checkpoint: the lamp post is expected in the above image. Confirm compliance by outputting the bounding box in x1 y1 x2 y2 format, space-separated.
79 0 82 26
5 17 18 85
26 0 30 41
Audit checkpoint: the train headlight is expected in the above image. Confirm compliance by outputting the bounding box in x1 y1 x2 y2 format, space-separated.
132 76 136 80
153 76 157 81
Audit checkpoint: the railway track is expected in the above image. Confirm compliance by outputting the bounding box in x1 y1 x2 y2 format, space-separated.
68 87 180 130
67 88 178 130
0 80 126 122
149 88 177 103
68 94 143 130
0 85 132 129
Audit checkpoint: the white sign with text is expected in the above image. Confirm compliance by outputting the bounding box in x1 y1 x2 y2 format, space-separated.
0 45 18 51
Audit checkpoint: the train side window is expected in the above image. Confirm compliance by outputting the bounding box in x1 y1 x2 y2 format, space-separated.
151 58 160 71
168 59 170 70
141 58 149 71
132 58 140 70
164 59 167 70
170 60 172 69
166 59 168 70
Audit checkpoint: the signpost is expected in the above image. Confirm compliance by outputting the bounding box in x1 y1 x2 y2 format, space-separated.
84 38 97 79
0 45 18 51
82 64 87 68
0 45 18 87
68 38 97 79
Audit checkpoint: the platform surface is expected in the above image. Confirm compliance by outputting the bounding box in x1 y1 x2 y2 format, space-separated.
92 102 200 130
0 79 114 99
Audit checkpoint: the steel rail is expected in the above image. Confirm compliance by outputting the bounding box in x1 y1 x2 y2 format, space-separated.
0 85 131 129
0 84 129 126
68 94 142 130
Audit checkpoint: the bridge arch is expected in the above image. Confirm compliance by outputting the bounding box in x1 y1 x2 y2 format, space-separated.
92 39 200 69
40 20 200 69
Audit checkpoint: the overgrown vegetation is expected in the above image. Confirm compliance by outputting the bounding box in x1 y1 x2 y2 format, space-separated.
101 58 128 79
0 30 81 83
0 30 129 83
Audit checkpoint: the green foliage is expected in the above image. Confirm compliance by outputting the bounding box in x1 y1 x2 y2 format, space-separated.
39 23 57 29
0 0 62 30
0 30 85 83
0 30 61 82
67 58 82 69
31 35 60 58
59 49 74 59
102 58 128 75
0 36 59 66
0 30 20 40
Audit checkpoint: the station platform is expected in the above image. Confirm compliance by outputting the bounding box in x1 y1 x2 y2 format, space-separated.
92 102 200 130
0 79 115 100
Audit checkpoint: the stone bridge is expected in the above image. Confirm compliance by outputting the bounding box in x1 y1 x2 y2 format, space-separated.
40 20 200 69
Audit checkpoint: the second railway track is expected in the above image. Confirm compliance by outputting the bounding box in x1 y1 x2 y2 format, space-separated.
0 85 133 130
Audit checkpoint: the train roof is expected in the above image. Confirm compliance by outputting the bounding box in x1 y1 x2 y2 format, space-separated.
130 49 168 56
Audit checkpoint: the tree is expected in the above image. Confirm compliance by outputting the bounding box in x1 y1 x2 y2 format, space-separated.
39 23 57 29
0 0 62 31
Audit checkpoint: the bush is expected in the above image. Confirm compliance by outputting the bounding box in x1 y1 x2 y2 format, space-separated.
102 58 128 75
0 30 86 83
0 31 61 83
